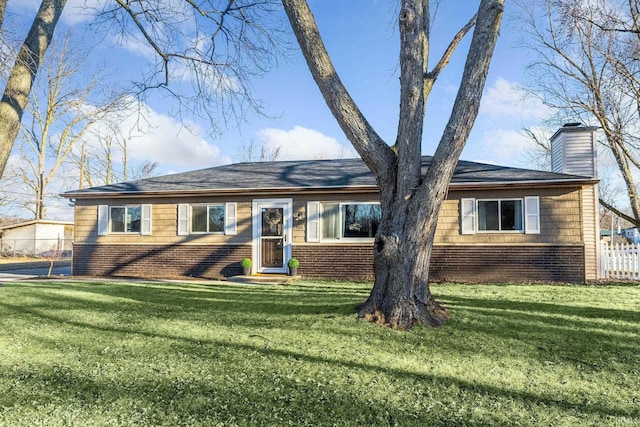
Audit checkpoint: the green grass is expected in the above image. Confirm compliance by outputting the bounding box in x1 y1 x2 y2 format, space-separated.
0 279 639 426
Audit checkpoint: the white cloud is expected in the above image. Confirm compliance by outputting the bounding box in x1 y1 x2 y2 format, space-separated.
480 77 552 122
473 128 534 166
257 126 357 160
117 105 231 170
75 100 230 174
111 33 157 60
61 0 106 25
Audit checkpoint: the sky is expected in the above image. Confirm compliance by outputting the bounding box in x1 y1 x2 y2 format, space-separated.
2 1 559 220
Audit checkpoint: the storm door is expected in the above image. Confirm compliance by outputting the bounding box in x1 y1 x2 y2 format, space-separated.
252 199 292 273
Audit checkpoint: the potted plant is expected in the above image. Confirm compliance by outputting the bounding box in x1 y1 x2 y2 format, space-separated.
240 258 252 276
288 258 299 276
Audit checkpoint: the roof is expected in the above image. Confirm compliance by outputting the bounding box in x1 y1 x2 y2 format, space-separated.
62 156 598 198
0 220 74 231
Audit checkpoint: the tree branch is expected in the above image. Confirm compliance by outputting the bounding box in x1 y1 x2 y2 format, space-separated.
281 0 394 177
600 197 640 227
423 0 504 190
424 13 477 95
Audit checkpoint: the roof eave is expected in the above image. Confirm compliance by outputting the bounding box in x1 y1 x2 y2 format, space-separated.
62 178 598 199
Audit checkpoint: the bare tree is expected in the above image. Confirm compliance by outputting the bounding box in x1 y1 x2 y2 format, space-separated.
95 0 288 135
518 0 640 227
10 35 122 219
75 122 159 188
0 0 66 178
281 0 504 329
0 0 287 179
237 139 283 162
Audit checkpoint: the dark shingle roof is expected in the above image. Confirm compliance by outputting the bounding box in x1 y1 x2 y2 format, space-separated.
63 156 596 198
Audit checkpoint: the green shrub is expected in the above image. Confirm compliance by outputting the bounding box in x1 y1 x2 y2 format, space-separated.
287 258 299 268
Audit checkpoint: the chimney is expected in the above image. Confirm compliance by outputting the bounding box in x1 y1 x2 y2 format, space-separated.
550 123 598 178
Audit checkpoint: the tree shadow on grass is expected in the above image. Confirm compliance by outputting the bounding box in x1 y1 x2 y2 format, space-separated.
439 294 640 371
2 281 639 425
0 289 640 425
6 280 366 318
1 302 638 426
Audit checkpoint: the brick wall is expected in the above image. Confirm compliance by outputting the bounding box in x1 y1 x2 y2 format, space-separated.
74 243 586 283
293 245 376 280
293 244 586 283
73 244 251 279
429 245 585 283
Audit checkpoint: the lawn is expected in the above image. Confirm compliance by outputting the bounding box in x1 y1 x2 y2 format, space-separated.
0 279 638 426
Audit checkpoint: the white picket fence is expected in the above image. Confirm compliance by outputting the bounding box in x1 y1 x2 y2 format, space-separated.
601 242 640 280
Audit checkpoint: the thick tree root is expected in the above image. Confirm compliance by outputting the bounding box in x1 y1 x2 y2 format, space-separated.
358 298 450 330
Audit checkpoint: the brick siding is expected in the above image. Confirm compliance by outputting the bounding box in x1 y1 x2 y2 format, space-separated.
429 245 585 283
74 243 585 283
294 244 586 283
73 244 251 279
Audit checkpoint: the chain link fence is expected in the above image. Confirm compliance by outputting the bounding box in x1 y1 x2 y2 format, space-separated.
0 237 73 259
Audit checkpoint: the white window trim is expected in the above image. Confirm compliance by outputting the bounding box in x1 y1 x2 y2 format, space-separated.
177 203 237 236
108 205 145 235
317 201 381 243
190 204 225 235
461 197 541 235
476 198 525 234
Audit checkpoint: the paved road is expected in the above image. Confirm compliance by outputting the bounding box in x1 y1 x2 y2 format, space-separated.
0 261 72 281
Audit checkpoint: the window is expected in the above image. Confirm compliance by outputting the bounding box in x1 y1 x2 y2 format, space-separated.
97 205 152 235
191 205 224 233
478 199 522 232
177 203 237 236
111 206 141 233
307 202 381 241
461 197 540 235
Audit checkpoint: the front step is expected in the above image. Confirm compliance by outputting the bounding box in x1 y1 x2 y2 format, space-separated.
226 274 299 285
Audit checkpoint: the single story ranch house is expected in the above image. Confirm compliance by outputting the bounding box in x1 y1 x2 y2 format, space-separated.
63 124 600 283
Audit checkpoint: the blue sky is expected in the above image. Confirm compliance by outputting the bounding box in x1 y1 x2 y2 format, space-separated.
3 1 556 219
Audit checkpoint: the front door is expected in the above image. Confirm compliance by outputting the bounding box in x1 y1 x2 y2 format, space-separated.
252 199 292 273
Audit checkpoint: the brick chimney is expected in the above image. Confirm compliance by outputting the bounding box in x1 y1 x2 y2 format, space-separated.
550 123 598 178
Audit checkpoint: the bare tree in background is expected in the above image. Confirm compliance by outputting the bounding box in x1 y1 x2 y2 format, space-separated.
518 0 640 227
95 0 288 135
282 0 504 329
9 35 123 219
237 140 283 162
0 0 66 178
75 120 159 189
0 0 287 178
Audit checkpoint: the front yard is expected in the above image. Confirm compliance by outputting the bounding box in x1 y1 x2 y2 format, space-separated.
0 279 638 426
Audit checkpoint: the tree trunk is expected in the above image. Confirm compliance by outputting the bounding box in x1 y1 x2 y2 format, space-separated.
282 0 503 329
0 0 66 178
358 182 450 329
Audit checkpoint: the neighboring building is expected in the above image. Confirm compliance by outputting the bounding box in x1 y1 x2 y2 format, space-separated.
622 227 640 244
0 220 74 257
62 124 600 283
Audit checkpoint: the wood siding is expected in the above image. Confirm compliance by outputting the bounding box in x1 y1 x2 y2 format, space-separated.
582 185 600 279
71 184 595 282
436 187 584 245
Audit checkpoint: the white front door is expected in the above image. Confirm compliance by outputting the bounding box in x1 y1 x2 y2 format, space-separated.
252 199 292 273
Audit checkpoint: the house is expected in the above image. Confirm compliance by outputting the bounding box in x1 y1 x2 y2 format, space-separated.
622 227 640 244
0 220 74 257
62 124 600 283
